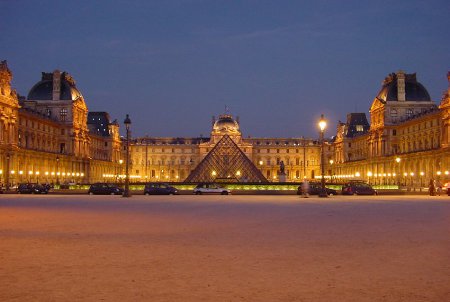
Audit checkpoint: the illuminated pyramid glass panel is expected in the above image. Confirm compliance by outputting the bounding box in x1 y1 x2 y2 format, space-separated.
185 135 268 183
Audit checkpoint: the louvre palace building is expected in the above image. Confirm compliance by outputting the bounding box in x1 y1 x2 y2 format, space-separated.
0 61 122 186
1 59 449 187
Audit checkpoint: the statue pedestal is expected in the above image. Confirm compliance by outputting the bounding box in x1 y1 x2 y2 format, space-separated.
278 173 286 182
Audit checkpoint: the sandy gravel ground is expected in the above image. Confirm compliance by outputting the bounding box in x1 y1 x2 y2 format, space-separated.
0 195 449 302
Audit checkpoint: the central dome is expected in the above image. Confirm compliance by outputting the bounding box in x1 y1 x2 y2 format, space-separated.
212 114 240 134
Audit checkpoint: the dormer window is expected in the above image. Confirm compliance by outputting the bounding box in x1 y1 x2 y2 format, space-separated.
356 125 364 132
406 109 413 118
60 108 68 121
390 109 398 117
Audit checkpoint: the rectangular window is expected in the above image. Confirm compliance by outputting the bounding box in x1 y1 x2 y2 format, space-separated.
60 108 68 121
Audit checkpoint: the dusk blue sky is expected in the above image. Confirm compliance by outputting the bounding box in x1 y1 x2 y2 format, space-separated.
1 0 449 138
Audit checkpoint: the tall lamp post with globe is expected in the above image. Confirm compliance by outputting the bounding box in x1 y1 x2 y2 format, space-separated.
318 114 328 198
123 114 132 198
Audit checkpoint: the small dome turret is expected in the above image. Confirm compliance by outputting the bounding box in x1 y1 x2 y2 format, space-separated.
212 114 240 134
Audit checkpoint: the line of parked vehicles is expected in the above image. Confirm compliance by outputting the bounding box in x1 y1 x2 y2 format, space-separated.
85 181 376 196
4 180 449 195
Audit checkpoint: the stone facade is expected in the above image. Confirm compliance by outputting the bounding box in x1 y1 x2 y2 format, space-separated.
128 114 322 183
3 61 448 187
0 61 121 186
329 71 450 187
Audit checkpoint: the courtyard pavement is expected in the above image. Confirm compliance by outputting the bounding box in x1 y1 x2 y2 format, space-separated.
0 195 449 301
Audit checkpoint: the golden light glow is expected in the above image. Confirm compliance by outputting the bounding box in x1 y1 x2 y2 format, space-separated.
10 170 15 174
410 172 414 176
236 170 241 176
259 160 263 165
45 172 49 175
29 171 33 175
395 157 401 163
403 172 408 176
0 170 3 175
445 171 449 175
420 172 424 176
51 172 55 176
437 171 442 175
119 159 123 164
367 171 373 177
355 172 360 177
19 170 23 175
329 159 334 165
211 170 217 176
318 114 327 132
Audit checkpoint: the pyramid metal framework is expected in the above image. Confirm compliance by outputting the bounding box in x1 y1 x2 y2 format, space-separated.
185 135 268 183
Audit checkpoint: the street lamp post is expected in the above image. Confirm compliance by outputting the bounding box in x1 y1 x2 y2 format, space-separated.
395 157 401 188
329 159 334 182
318 114 328 198
123 114 132 197
117 159 124 183
56 156 60 186
5 154 10 191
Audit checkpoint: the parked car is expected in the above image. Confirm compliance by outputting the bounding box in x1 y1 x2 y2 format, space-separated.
17 183 49 194
445 181 450 196
341 182 377 195
88 183 124 195
193 183 231 195
297 182 337 196
144 183 179 195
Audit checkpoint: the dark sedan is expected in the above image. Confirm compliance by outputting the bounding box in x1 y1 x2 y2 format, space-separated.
297 182 338 196
144 183 179 195
88 183 124 195
17 183 49 194
341 182 377 195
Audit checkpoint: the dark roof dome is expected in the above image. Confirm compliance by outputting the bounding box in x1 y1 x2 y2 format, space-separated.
376 72 431 103
27 70 82 101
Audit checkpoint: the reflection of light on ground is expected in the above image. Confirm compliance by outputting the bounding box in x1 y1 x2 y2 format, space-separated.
0 195 449 301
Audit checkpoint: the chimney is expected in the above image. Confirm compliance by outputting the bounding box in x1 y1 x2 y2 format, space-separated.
397 70 406 102
52 70 61 100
